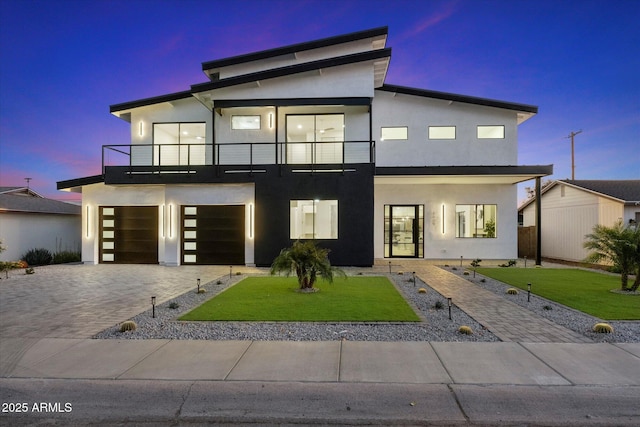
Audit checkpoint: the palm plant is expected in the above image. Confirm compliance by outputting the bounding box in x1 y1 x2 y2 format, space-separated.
270 240 345 290
583 220 636 291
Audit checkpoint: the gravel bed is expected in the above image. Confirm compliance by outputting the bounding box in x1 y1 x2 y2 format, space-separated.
94 272 499 342
445 267 640 343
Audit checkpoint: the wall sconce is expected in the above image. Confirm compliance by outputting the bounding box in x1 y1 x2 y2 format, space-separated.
151 296 156 318
168 204 174 239
85 205 91 238
139 121 144 137
441 204 445 234
268 112 274 129
248 203 254 239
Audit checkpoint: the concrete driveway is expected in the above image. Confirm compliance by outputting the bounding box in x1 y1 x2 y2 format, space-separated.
0 264 257 339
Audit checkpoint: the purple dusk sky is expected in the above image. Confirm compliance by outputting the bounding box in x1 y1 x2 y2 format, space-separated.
1 0 638 203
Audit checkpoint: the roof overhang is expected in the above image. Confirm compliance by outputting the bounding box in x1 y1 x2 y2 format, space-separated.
201 26 388 77
57 175 105 193
375 165 553 185
378 84 538 124
192 49 391 110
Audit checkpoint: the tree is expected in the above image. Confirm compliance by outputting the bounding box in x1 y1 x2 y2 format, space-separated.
628 224 640 292
583 220 637 291
270 240 345 290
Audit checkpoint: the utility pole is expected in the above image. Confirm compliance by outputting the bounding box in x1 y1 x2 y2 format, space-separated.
567 130 582 180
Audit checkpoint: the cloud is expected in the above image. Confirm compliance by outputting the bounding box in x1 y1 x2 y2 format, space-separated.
394 0 459 42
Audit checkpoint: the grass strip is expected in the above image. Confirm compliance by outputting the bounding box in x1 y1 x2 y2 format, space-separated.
180 276 420 322
476 268 639 320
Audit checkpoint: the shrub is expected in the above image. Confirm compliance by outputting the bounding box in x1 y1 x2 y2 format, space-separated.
216 280 222 285
458 325 473 335
418 288 427 294
119 321 137 332
25 267 34 275
463 271 469 276
22 248 53 266
480 278 486 283
506 288 519 295
592 323 614 333
197 288 207 294
169 302 180 309
499 260 517 267
434 300 444 310
543 305 553 310
52 251 81 264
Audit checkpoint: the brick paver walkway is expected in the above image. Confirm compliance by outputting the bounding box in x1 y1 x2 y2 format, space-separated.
404 264 593 343
0 264 262 339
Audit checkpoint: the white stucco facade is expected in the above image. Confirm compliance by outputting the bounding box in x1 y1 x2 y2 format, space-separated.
81 182 255 266
375 182 517 259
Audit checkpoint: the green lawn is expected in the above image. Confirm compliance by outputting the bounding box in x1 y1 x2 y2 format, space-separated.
476 268 640 320
179 276 420 322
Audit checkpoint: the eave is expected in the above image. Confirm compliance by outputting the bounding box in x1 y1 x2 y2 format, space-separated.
379 84 538 124
201 26 388 77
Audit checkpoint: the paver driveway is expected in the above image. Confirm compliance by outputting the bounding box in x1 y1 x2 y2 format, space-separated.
0 264 259 339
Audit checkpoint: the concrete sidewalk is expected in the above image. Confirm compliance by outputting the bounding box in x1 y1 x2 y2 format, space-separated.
2 338 639 386
2 338 639 425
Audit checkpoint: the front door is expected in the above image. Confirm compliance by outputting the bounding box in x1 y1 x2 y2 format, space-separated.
384 205 423 258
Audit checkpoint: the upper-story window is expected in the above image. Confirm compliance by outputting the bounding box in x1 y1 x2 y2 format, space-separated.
477 125 505 139
381 126 408 141
153 122 206 165
428 126 456 140
286 114 344 164
232 115 261 130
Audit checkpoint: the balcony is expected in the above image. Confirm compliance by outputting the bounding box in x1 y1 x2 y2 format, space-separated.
102 141 375 182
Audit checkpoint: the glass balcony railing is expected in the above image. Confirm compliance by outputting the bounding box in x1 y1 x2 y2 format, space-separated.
102 141 374 174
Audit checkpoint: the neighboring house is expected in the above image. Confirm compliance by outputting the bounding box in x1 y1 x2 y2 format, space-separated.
57 27 551 266
0 187 81 261
519 180 640 263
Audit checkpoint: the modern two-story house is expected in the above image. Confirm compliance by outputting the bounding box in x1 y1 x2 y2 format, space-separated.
57 27 552 267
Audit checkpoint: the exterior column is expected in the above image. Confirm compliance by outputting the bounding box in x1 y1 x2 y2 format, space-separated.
536 176 542 265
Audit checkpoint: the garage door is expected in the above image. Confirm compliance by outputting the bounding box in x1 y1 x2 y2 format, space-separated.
100 206 158 264
182 205 245 265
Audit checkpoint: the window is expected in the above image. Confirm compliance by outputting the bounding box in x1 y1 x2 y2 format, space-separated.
428 126 456 139
477 125 505 139
286 114 344 164
153 122 206 165
381 127 408 140
232 115 261 130
455 204 497 238
290 200 338 239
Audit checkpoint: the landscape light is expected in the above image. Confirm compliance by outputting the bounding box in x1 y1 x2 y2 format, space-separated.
448 297 452 320
527 283 532 302
151 296 156 318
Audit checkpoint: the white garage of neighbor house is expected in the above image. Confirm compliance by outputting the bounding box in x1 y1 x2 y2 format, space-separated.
519 179 640 263
0 187 81 261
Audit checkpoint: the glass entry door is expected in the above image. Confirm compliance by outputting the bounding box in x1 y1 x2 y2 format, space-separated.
384 205 424 258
